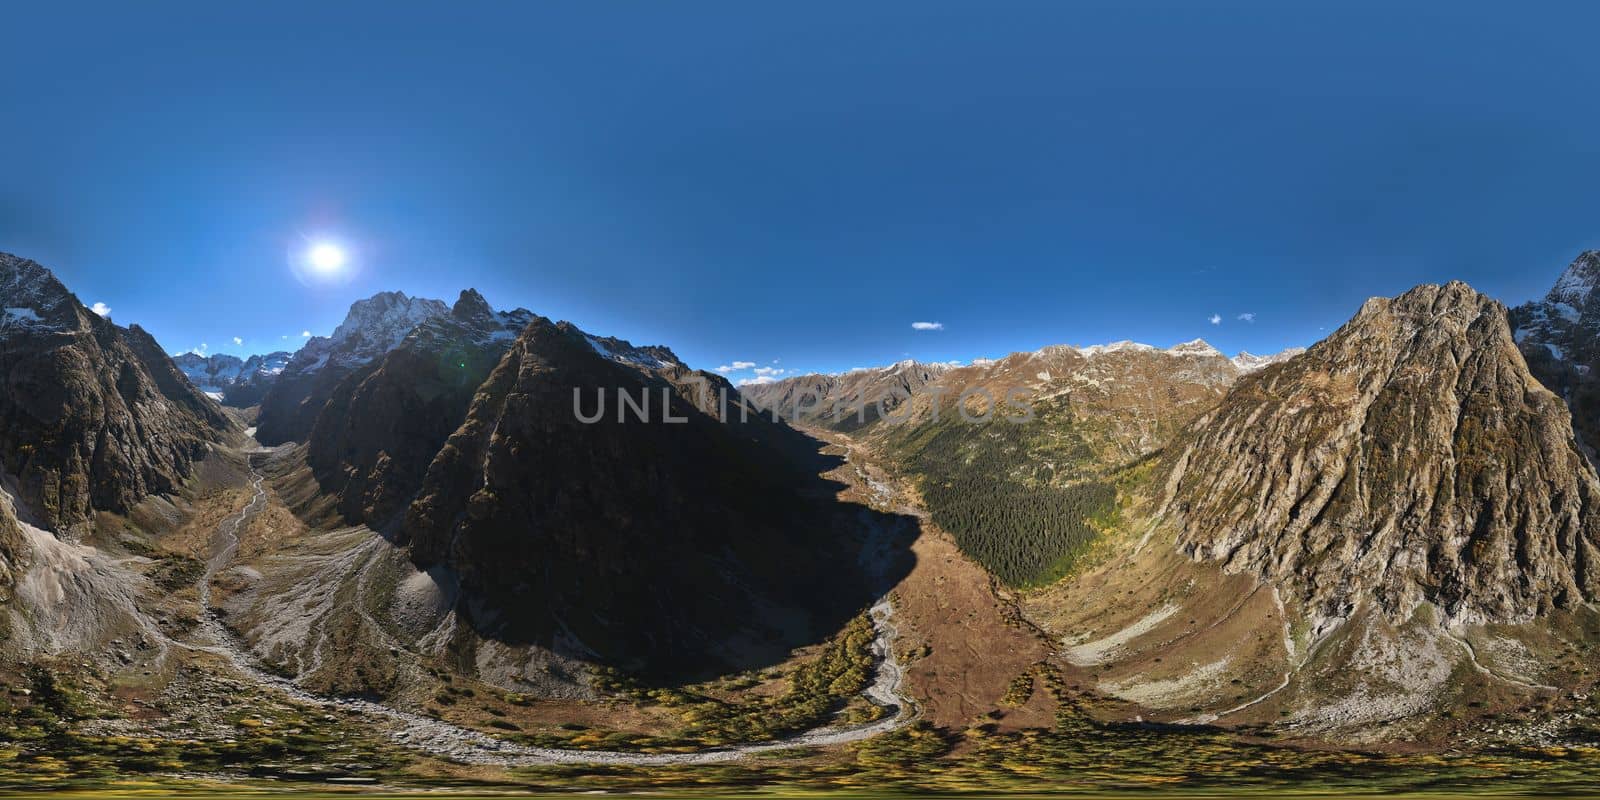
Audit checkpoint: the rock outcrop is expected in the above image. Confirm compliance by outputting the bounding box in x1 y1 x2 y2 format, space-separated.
0 252 233 530
1161 281 1600 627
255 291 448 444
1511 250 1600 459
306 289 533 527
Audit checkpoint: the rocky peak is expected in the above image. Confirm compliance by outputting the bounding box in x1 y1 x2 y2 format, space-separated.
580 330 682 370
0 253 231 529
1160 280 1600 627
1545 249 1600 308
1 251 83 332
327 290 449 352
1166 338 1222 357
1231 347 1307 372
450 288 495 322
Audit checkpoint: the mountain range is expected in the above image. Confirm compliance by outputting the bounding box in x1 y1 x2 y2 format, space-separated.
5 246 1600 785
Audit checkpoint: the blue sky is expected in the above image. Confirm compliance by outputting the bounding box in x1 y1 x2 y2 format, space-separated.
3 2 1599 382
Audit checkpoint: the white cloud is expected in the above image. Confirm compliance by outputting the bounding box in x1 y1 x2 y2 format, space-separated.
1237 312 1255 323
188 342 209 356
1208 314 1222 325
911 321 944 331
90 302 112 317
753 366 786 377
301 330 312 337
736 375 778 386
232 336 243 346
715 360 758 373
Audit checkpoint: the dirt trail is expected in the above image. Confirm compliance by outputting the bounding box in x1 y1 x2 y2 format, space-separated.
189 448 916 765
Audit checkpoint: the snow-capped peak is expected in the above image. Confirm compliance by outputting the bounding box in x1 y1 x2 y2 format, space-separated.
585 334 682 370
329 291 450 351
1077 340 1159 357
1546 250 1600 307
1 252 80 333
283 291 451 377
1232 347 1306 372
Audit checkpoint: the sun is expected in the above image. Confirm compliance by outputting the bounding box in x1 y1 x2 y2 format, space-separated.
307 242 347 273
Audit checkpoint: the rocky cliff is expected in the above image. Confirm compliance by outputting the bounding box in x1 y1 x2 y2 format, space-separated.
0 253 233 530
1027 281 1600 740
1511 250 1600 459
1161 281 1600 627
255 291 448 444
305 289 533 528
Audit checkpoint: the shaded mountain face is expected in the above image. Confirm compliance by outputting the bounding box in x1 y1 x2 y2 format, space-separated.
0 253 233 531
401 317 874 678
255 291 448 444
1162 281 1600 626
1511 250 1600 458
1026 281 1600 739
306 289 534 528
173 351 291 407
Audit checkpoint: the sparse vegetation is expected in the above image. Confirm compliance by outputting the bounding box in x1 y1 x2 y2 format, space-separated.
586 613 879 749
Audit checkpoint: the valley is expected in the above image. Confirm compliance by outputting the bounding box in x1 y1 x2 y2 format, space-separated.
6 250 1600 794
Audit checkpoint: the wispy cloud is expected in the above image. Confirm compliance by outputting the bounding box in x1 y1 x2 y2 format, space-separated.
90 302 112 317
1237 312 1255 323
911 321 944 331
753 366 786 377
736 375 778 386
715 360 757 373
1208 313 1222 325
232 336 243 346
301 330 312 337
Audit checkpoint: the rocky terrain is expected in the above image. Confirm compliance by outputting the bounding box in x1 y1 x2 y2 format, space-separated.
742 360 955 430
1165 281 1599 625
1512 250 1600 459
399 316 887 679
255 291 449 445
174 350 291 406
9 243 1600 795
0 252 233 531
305 289 533 528
1029 280 1600 741
747 338 1287 586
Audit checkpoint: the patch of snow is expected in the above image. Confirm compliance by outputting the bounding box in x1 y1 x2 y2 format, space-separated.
3 307 42 324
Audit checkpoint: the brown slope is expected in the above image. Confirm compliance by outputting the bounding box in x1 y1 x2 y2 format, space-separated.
0 252 233 530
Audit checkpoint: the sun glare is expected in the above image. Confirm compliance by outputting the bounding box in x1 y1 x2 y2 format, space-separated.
308 242 347 273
